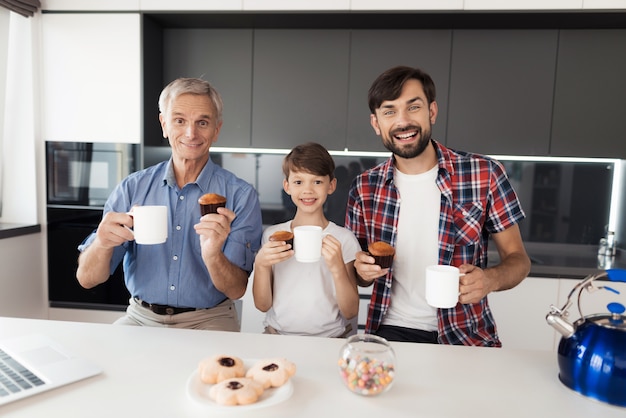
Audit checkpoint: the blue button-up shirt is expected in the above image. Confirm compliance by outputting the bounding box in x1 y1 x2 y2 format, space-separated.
78 157 263 308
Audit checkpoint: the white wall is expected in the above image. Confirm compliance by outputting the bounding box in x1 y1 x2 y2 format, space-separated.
0 11 47 320
1 11 38 225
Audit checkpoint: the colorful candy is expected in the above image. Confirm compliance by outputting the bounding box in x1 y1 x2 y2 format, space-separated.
338 355 395 396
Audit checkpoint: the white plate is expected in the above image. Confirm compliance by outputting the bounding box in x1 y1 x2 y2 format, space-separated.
186 360 294 411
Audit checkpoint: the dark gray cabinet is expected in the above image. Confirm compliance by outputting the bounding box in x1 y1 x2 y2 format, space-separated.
346 30 452 152
161 29 254 148
551 29 626 158
251 30 351 150
446 30 558 156
142 16 626 158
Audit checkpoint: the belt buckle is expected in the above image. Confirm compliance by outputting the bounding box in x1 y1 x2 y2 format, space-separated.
165 307 175 315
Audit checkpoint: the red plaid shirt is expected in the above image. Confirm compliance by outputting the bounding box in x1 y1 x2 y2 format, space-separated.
346 140 525 346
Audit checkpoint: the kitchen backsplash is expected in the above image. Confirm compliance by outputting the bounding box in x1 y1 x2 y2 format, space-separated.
144 146 622 248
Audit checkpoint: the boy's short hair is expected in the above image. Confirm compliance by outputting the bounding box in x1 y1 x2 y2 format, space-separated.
282 142 335 180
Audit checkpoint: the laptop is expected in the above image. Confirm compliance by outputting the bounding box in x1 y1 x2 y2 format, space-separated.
0 334 102 406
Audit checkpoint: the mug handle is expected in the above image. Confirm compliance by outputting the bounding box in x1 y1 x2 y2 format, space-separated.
123 211 135 238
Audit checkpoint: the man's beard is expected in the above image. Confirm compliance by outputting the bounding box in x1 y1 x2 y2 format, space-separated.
382 125 432 159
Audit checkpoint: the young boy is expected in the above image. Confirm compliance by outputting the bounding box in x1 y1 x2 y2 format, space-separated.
252 142 360 337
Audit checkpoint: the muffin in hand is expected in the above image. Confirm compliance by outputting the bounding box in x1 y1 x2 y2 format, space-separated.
198 193 227 216
269 230 294 250
368 241 395 269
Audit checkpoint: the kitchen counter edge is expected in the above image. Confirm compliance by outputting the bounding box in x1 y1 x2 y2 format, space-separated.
0 223 42 240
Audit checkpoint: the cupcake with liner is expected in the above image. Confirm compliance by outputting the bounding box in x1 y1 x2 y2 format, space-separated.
198 193 227 216
269 230 294 250
368 241 395 269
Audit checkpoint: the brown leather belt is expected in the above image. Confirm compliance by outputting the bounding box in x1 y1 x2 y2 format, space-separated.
136 298 198 315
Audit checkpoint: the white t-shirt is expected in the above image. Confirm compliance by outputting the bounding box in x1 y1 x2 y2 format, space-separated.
257 221 360 337
382 166 440 331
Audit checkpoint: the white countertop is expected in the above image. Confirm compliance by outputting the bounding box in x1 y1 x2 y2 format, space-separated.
0 317 623 417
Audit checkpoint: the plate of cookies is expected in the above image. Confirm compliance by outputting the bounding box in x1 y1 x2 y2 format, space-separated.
187 354 296 411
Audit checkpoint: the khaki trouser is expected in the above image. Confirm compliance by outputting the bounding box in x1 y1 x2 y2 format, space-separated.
114 297 240 331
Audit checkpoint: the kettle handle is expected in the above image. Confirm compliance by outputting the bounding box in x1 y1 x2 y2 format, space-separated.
547 269 624 332
574 270 625 318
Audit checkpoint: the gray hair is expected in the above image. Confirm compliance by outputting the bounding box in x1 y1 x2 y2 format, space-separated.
158 78 224 124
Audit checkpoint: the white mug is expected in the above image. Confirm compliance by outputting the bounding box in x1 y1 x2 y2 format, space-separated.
131 205 168 245
425 265 462 308
293 225 323 263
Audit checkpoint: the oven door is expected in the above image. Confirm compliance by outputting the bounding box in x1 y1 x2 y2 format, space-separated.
47 207 130 310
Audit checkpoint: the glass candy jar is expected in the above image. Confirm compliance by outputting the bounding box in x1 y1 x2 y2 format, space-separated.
337 334 396 396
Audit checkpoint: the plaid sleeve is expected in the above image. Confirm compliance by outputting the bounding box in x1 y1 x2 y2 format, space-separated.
486 158 526 234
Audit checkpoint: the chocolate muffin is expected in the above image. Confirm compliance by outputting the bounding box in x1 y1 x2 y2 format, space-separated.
368 241 395 269
198 193 227 216
269 230 294 249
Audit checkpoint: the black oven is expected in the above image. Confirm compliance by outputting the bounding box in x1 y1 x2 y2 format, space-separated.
46 142 139 310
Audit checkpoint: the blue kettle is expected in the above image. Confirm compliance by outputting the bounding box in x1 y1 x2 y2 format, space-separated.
546 269 626 407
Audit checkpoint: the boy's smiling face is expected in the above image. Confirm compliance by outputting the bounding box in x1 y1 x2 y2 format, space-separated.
283 170 336 214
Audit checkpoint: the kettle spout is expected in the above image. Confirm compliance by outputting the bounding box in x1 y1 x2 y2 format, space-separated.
546 311 575 338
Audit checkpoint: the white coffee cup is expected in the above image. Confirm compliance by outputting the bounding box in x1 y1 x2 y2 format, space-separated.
293 225 323 263
131 205 168 245
425 265 462 308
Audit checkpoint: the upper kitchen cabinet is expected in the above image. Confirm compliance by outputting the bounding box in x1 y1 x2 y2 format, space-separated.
41 13 141 144
149 28 254 148
551 30 626 158
446 30 558 156
251 29 351 151
346 30 452 152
